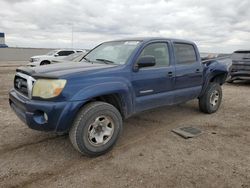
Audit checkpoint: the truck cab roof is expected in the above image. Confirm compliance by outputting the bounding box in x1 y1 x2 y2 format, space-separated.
108 37 194 44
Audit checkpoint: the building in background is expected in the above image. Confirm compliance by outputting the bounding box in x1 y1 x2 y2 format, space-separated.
0 32 8 48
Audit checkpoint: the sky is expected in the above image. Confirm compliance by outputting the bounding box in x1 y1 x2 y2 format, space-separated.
0 0 249 53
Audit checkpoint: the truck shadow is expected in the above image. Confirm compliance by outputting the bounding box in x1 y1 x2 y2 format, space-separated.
227 80 250 86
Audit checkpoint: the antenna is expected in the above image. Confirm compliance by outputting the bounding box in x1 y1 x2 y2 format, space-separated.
71 25 74 48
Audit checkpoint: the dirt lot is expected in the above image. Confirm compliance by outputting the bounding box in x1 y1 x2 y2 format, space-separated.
0 63 249 188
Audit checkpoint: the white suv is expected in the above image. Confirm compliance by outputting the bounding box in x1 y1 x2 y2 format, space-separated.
28 49 83 66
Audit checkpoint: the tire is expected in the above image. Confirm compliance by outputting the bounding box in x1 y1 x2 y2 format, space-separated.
69 101 123 157
40 61 50 66
199 82 222 114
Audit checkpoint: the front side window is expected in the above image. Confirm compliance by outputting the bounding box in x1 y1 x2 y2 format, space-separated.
138 43 170 67
174 43 197 65
83 41 141 65
58 51 74 56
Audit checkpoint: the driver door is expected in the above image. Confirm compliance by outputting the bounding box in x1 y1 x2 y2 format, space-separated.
131 42 175 112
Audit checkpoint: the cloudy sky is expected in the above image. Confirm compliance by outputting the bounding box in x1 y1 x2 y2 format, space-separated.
0 0 249 52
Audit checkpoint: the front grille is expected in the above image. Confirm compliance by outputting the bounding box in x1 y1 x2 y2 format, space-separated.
14 76 28 96
14 72 35 98
232 61 250 71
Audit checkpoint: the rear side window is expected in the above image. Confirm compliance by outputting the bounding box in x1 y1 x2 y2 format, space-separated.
174 43 197 65
139 43 170 67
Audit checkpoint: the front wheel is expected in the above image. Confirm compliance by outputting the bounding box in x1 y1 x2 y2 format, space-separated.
199 83 222 114
40 61 50 66
69 101 123 157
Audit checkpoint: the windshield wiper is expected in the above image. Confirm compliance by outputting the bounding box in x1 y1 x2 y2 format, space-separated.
82 57 91 63
96 58 115 64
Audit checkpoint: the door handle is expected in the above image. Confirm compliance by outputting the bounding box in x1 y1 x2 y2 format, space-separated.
168 71 173 77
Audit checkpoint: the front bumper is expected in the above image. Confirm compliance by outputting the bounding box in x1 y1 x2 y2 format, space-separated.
230 70 250 81
9 89 85 132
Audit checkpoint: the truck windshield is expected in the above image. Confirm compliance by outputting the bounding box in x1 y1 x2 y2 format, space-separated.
46 50 58 56
82 41 141 65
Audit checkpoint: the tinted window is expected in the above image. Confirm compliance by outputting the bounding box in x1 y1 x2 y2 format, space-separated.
58 51 75 56
174 43 197 65
139 43 170 67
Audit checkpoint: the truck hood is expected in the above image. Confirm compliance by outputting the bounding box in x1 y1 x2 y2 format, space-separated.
16 61 117 79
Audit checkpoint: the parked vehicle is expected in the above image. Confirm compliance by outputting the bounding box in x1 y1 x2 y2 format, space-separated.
51 51 88 64
227 50 250 83
9 37 228 156
27 49 84 66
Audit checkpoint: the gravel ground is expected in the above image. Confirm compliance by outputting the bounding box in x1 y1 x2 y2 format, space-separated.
0 63 249 188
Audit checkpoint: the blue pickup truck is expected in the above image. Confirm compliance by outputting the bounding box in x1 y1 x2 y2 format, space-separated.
9 37 228 156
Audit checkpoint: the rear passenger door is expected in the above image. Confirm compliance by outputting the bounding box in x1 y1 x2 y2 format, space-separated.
173 42 203 103
131 42 175 112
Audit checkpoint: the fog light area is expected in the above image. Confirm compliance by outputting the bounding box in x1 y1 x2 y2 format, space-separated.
33 110 48 124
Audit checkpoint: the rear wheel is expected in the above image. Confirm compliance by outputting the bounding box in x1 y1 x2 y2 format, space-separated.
199 82 222 114
69 101 123 157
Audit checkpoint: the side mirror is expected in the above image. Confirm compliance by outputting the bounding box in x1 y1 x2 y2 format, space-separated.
54 54 59 57
136 55 156 70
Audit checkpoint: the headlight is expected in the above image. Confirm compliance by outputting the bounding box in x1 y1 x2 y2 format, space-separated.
32 79 67 99
32 58 40 62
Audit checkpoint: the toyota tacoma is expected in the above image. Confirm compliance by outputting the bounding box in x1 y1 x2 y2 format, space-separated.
9 38 228 156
